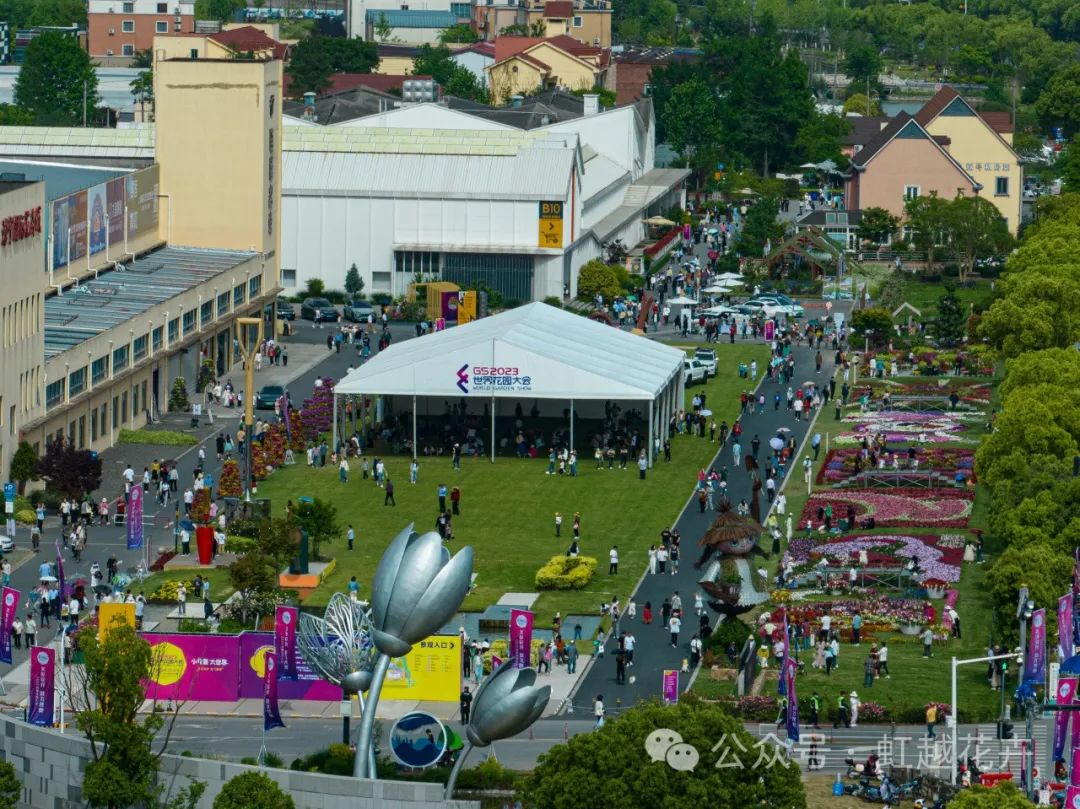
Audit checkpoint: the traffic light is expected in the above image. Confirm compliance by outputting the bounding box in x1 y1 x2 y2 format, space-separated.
997 720 1015 740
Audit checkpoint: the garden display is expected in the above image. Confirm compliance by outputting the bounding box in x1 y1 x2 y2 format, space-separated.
834 411 985 444
816 447 975 484
800 489 974 528
785 533 966 582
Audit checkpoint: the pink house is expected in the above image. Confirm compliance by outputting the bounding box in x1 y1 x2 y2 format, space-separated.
845 112 979 219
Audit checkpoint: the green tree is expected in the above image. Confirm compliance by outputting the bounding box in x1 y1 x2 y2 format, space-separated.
168 377 190 412
1054 141 1080 193
323 37 379 73
736 197 784 259
577 260 621 302
132 49 153 69
193 0 245 23
904 193 950 270
842 44 882 90
412 44 486 102
229 548 278 596
35 438 102 499
849 307 894 346
0 104 32 125
14 30 99 125
934 283 967 345
344 263 364 297
661 78 720 164
9 440 39 494
1036 64 1080 138
0 759 18 809
521 700 805 809
286 38 332 96
439 23 479 44
946 195 1013 282
213 772 294 809
979 272 1080 357
303 278 326 297
130 67 154 120
875 272 907 312
841 93 882 116
293 497 340 559
855 206 900 246
986 544 1072 648
792 113 850 166
374 12 395 43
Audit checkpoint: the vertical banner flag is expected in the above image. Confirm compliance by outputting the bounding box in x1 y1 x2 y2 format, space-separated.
491 654 503 670
509 609 534 669
127 484 143 550
1072 746 1080 787
27 646 55 727
0 587 18 664
1055 677 1077 762
263 651 285 731
274 606 298 681
778 611 791 695
662 670 679 705
1062 593 1074 662
1074 549 1080 650
682 223 692 241
784 657 800 743
1025 608 1047 688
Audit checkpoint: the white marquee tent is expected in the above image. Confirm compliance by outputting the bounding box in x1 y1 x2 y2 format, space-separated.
332 302 686 463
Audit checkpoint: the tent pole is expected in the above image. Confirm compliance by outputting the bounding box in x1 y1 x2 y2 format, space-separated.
648 398 654 467
490 396 496 463
569 398 574 454
412 395 417 460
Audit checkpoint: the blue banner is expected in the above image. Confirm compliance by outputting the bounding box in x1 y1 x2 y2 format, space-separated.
1024 608 1047 689
784 657 799 742
263 651 285 731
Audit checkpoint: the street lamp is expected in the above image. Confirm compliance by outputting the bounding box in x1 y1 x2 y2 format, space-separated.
236 317 263 502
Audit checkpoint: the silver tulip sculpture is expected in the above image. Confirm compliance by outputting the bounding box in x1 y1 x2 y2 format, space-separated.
355 525 474 778
445 660 550 799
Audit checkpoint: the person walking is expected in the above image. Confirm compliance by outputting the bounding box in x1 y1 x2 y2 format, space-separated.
177 583 187 616
346 525 355 550
451 486 461 515
566 641 579 674
638 452 648 480
809 692 821 729
850 691 861 727
460 687 472 724
926 703 938 738
852 612 862 646
669 613 681 648
594 695 606 728
878 641 890 678
438 483 447 513
24 615 36 647
555 512 563 538
834 692 850 728
608 546 619 575
338 456 349 483
384 478 396 506
863 654 875 688
615 647 627 685
922 626 934 658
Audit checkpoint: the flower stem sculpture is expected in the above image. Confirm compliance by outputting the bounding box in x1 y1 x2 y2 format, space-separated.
444 660 550 799
356 525 474 778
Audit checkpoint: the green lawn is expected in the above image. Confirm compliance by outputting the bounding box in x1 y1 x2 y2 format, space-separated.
895 277 997 317
138 568 235 603
255 342 772 618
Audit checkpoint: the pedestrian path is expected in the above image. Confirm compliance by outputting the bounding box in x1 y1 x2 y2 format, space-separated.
568 341 837 713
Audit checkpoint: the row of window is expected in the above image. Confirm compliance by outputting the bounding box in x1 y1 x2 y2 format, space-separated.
120 2 173 12
50 380 149 450
2 294 41 349
117 19 172 33
903 177 1009 200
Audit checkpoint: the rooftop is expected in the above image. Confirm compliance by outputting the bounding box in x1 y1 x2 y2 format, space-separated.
0 159 129 202
43 246 257 361
0 126 155 159
0 179 36 195
365 9 457 27
284 125 568 156
445 89 590 129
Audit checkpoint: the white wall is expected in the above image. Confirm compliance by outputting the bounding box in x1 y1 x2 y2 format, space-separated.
336 103 514 130
541 105 649 179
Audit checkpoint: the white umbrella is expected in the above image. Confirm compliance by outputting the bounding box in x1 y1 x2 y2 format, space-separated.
702 285 728 294
666 296 698 306
700 409 713 417
769 437 784 451
715 272 743 281
644 216 677 227
39 575 58 582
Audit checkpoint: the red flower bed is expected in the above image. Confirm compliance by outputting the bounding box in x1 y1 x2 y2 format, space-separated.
644 227 681 257
800 488 974 528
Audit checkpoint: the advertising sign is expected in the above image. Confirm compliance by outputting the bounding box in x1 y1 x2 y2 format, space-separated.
127 484 143 550
1054 677 1077 762
106 177 125 247
87 182 107 255
389 712 447 768
382 635 462 702
662 670 679 705
238 633 341 701
274 606 298 681
98 602 136 644
537 200 563 248
1024 608 1047 688
509 609 533 669
27 646 55 727
263 651 285 731
1062 593 1074 661
0 587 17 664
142 633 242 702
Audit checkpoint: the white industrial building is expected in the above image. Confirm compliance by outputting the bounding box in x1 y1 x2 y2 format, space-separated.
0 96 687 302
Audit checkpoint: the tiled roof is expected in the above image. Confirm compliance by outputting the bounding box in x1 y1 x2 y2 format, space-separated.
850 113 914 167
208 25 288 59
543 1 574 17
978 111 1013 134
457 41 496 57
842 115 889 146
913 86 961 127
612 46 701 64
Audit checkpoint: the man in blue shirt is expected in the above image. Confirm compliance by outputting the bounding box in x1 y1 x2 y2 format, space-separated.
852 612 862 646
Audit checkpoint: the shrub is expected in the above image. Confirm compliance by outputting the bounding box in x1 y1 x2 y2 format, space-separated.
213 771 295 809
704 618 752 654
15 509 36 526
543 295 563 309
168 377 190 412
534 555 597 590
118 428 197 447
577 260 621 302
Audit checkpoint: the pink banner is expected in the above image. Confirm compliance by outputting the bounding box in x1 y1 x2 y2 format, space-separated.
275 606 298 681
784 657 800 742
1025 608 1047 688
142 633 241 702
1072 747 1080 788
238 632 341 701
764 320 775 341
28 646 55 727
0 587 18 664
509 609 533 669
1062 593 1074 661
1055 678 1076 761
127 484 143 550
1066 786 1080 809
662 669 679 704
263 651 284 731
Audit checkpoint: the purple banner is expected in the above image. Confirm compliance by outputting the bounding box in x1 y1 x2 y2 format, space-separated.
1054 677 1077 762
1072 746 1080 787
662 669 679 705
1066 786 1080 809
28 646 55 727
127 484 143 550
1025 608 1047 688
238 633 341 701
1074 549 1080 649
784 657 800 742
275 606 298 681
142 633 242 701
263 651 285 731
1062 594 1074 662
509 609 533 670
0 587 18 664
682 223 692 241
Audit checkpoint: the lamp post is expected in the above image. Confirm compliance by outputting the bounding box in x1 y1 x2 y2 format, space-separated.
236 317 263 503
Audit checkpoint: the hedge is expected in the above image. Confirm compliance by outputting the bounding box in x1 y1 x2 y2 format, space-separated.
534 555 597 590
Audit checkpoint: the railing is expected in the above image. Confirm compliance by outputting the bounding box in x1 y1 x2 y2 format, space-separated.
643 227 681 259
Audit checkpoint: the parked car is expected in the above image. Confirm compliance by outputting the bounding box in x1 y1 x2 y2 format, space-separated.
683 359 708 385
694 347 718 376
343 298 377 323
300 297 338 321
275 298 295 321
749 292 796 306
0 535 12 553
700 305 738 317
255 385 285 410
762 303 805 318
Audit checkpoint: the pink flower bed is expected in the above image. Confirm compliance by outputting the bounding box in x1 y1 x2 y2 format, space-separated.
835 411 984 445
800 489 974 528
786 533 965 582
816 448 976 484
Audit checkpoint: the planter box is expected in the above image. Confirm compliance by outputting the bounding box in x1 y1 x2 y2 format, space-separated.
926 586 947 599
899 624 923 636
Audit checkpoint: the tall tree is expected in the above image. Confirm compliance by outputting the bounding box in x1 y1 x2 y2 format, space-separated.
286 39 333 96
439 23 479 44
904 192 951 271
934 283 967 345
14 31 99 125
193 0 245 23
946 195 1013 282
1035 64 1080 137
855 207 900 246
412 44 486 102
737 197 784 259
661 78 720 165
842 44 882 92
322 37 379 74
35 438 102 499
9 441 38 494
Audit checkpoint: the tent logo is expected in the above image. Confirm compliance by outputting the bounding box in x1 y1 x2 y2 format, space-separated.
456 364 470 394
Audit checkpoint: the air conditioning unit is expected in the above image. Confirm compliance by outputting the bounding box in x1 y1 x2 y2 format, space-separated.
106 49 114 55
108 7 115 12
108 28 115 34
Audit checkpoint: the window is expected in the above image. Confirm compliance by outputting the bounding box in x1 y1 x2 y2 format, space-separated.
112 396 120 429
121 20 134 32
903 185 920 201
281 269 296 287
78 415 86 449
91 357 108 386
132 383 139 417
995 177 1009 197
157 2 168 10
152 326 163 352
248 275 262 298
182 309 196 336
394 250 440 275
121 392 128 424
99 405 107 437
122 1 134 10
200 300 213 327
45 381 64 411
233 283 245 307
133 334 148 361
217 292 230 318
91 406 98 442
573 15 583 26
112 344 129 373
168 318 179 343
68 367 86 398
122 44 134 56
156 21 168 33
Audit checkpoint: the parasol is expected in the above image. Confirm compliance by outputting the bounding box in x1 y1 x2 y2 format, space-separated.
769 437 784 452
644 216 677 227
699 409 713 417
39 575 57 583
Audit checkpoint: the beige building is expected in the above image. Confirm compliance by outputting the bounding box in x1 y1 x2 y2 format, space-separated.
7 52 283 464
526 1 611 47
487 36 609 103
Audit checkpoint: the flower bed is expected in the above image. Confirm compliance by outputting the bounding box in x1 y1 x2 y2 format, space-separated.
784 595 927 630
800 490 975 528
851 379 992 406
785 533 966 582
816 447 976 484
834 411 985 445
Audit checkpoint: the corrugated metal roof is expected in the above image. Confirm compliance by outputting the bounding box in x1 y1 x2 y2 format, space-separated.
44 246 256 361
283 147 573 200
364 9 456 27
0 125 155 159
284 125 568 155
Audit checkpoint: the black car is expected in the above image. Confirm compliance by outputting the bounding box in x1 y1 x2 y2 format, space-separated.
256 385 285 410
300 297 338 322
276 298 295 321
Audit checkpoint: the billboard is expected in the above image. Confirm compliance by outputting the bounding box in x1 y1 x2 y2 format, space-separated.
52 165 159 270
238 633 341 701
382 635 461 702
142 632 242 702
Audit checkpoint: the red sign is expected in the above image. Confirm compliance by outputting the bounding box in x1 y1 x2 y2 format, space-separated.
1 206 42 247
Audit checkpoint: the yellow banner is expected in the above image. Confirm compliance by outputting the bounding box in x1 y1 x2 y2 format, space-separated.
99 602 136 643
381 635 461 702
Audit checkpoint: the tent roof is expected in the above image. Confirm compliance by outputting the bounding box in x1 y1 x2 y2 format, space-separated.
335 302 684 401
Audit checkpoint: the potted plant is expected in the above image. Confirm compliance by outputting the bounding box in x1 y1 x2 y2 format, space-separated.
923 578 947 599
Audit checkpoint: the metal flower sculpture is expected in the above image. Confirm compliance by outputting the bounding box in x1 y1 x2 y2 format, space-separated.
355 525 474 778
445 660 550 798
296 592 378 776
